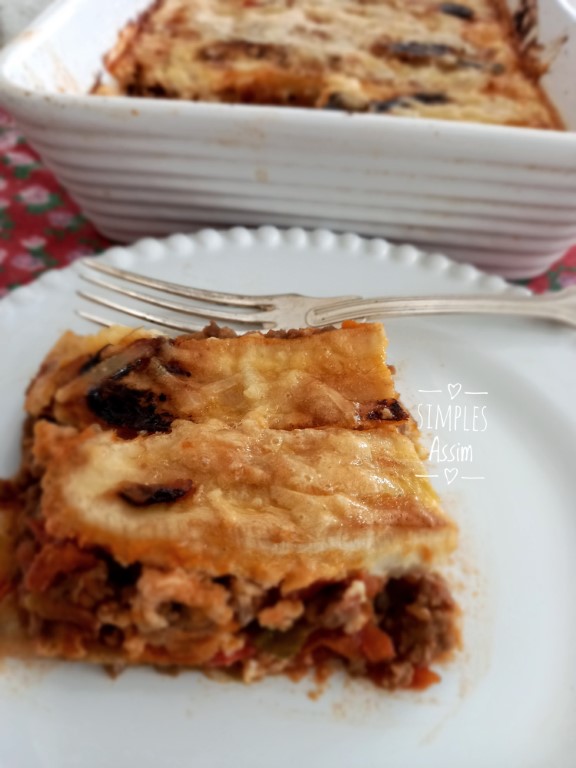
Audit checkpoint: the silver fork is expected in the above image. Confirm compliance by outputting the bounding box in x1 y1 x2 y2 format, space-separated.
77 259 576 333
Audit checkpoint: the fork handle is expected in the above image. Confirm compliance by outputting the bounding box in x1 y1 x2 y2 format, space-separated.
307 287 576 329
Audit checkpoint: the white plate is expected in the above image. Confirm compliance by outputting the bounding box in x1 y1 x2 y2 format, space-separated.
1 227 575 768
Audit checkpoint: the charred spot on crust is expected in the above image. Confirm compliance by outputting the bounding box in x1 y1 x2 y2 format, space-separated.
128 81 168 98
199 40 289 66
412 92 451 105
161 360 192 378
439 3 475 20
360 399 410 423
372 39 488 72
367 92 450 112
513 0 538 44
373 40 458 62
323 92 352 111
79 347 108 375
110 354 154 381
118 480 195 507
368 97 410 112
87 380 174 434
391 41 457 60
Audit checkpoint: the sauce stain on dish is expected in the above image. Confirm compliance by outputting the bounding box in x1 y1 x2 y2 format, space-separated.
0 658 56 696
48 49 81 95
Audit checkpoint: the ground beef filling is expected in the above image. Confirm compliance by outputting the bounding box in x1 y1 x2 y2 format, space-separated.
12 507 458 689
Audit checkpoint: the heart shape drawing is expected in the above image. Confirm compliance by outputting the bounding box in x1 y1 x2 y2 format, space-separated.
445 467 458 485
448 382 462 400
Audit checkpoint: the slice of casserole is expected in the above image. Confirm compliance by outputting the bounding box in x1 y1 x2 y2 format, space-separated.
0 323 458 689
97 0 561 129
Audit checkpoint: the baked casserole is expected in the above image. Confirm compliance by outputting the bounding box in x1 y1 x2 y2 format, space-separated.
0 322 459 689
97 0 561 128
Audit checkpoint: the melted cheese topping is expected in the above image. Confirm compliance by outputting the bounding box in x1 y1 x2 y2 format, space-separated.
100 0 560 128
27 324 400 431
21 322 456 593
34 419 456 591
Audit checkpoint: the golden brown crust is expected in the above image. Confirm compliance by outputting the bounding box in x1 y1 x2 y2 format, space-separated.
27 323 401 432
33 419 456 591
96 0 561 129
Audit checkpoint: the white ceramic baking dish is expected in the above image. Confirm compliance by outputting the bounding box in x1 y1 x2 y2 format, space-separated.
0 0 575 278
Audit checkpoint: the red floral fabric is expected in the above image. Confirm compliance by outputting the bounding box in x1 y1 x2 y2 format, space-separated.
0 108 110 297
0 106 574 295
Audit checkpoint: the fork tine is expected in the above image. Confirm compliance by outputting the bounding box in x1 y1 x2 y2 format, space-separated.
76 310 115 328
83 259 274 309
77 290 206 334
79 272 271 326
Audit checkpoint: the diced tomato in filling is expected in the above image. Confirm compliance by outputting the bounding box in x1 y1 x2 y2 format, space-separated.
304 624 395 667
410 667 441 690
208 645 254 668
311 633 362 662
359 623 395 663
